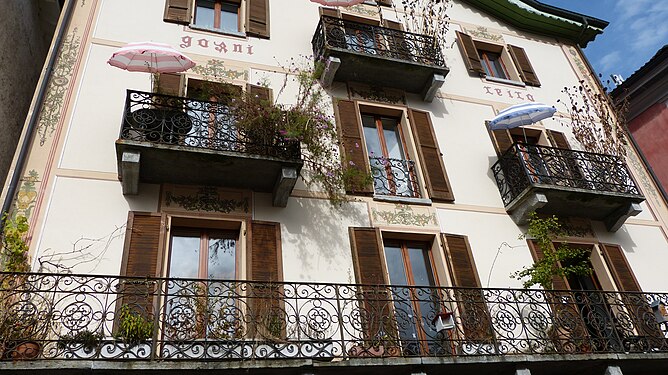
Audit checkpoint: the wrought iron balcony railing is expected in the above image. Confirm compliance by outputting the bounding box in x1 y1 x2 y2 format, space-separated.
119 90 301 161
312 16 446 68
370 157 421 198
491 143 642 207
1 272 667 361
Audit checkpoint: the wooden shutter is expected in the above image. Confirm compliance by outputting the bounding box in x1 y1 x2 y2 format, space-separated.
527 240 590 353
246 0 270 39
350 227 393 341
163 0 191 24
247 84 273 103
377 0 393 6
156 73 183 96
118 212 165 321
491 129 513 155
441 234 493 342
409 109 454 202
249 221 282 282
546 130 584 186
336 100 373 195
249 221 284 339
508 45 541 86
456 31 484 75
546 130 570 150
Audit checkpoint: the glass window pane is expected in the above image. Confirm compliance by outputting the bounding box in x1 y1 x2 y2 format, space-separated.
169 235 201 279
194 0 216 29
220 3 239 32
207 236 236 279
381 118 404 160
362 115 382 157
408 246 435 287
384 245 408 285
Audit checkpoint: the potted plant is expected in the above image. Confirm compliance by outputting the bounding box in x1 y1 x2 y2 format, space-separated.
113 304 153 358
57 329 104 356
0 307 45 359
348 330 401 357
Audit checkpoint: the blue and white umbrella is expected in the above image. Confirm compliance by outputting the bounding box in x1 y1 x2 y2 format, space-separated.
488 102 556 130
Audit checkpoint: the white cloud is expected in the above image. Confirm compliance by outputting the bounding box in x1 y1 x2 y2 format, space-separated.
598 51 622 73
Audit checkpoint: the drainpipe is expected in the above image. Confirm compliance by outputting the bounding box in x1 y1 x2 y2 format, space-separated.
0 0 76 231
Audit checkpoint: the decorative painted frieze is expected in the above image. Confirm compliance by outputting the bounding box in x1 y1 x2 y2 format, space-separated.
163 185 250 214
466 26 503 42
349 82 406 105
14 170 40 220
191 59 248 81
371 203 438 228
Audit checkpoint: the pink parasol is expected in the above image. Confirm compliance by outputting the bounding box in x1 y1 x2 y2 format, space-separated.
107 41 196 73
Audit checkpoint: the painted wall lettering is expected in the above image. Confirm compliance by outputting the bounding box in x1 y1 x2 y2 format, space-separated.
483 86 535 102
180 34 256 56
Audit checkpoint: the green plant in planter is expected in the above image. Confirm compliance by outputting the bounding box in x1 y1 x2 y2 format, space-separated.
57 329 104 351
115 305 153 347
512 213 592 289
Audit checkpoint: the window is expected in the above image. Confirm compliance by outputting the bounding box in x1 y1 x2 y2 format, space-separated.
362 114 419 198
164 0 270 39
479 50 509 80
194 0 240 33
336 100 455 202
456 30 541 87
184 78 240 151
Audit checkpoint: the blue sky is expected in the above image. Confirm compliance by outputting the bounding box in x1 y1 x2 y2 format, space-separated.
540 0 668 84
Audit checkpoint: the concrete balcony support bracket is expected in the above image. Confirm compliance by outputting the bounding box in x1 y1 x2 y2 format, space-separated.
509 192 548 225
422 73 446 102
120 150 140 195
320 56 341 88
272 166 298 207
605 202 643 232
605 366 623 375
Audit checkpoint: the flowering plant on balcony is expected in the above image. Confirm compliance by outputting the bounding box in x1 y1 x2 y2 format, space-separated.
224 60 371 203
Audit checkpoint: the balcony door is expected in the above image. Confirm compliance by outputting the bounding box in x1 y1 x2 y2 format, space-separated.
384 240 441 355
185 79 240 151
363 114 419 198
164 228 239 341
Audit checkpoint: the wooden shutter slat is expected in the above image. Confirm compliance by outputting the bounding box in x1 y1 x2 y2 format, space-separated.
163 0 191 25
491 129 513 155
409 109 454 202
336 100 373 195
441 234 493 342
527 240 569 290
546 130 570 150
246 0 270 39
456 31 484 75
377 0 393 6
156 73 182 96
600 244 639 292
319 7 340 18
508 45 541 86
382 20 403 31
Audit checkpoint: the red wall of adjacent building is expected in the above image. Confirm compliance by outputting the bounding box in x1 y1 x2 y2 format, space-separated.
629 101 668 192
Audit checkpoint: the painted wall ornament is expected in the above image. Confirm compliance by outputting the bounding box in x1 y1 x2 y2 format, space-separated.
349 83 406 105
467 26 503 42
165 186 249 213
371 204 437 227
14 170 40 220
191 59 248 81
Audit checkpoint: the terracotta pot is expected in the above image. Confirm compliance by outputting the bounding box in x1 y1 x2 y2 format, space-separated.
9 341 41 360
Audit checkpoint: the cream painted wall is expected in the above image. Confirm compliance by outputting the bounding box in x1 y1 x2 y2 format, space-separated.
254 193 370 284
33 177 159 275
437 208 532 289
59 43 151 173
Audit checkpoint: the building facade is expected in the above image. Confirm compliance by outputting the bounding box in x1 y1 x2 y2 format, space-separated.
1 0 668 374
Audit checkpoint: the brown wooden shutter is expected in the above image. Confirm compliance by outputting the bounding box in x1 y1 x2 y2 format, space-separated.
336 100 373 195
377 0 393 6
546 130 584 186
163 0 191 24
456 31 484 75
250 220 282 282
527 240 569 290
409 109 454 202
441 234 493 342
156 73 183 96
247 84 273 104
599 244 663 347
491 129 513 155
527 240 590 352
508 45 541 86
249 220 284 339
118 212 165 321
246 0 270 39
319 7 340 18
349 227 393 342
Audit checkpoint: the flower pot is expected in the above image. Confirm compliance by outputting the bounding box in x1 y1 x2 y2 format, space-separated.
6 341 41 360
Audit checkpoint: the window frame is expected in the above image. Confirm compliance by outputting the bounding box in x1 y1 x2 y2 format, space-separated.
193 0 243 35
